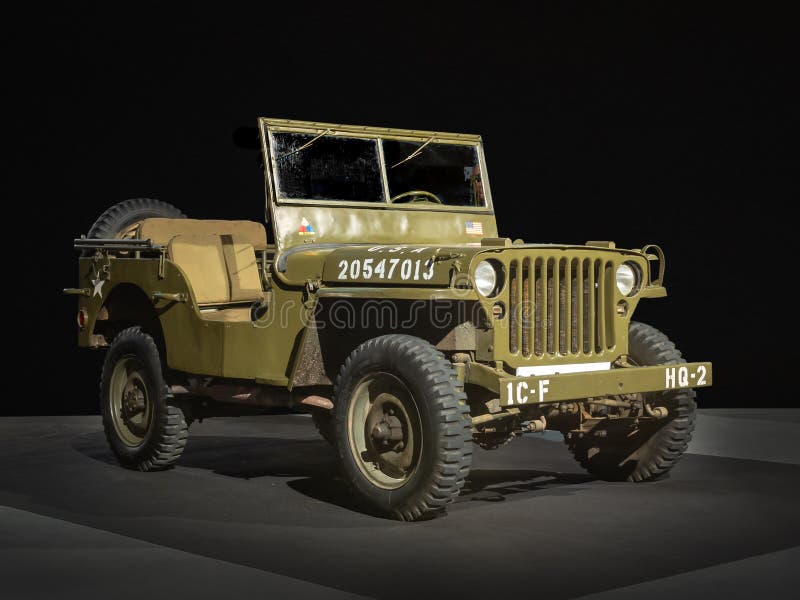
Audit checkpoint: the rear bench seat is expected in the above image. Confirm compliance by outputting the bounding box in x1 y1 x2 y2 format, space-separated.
137 219 268 322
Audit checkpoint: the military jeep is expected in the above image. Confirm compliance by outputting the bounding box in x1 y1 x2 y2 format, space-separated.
66 118 712 520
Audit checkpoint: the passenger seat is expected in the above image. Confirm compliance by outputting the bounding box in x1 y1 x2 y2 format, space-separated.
167 233 265 321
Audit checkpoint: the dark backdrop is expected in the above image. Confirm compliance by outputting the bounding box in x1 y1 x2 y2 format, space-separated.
6 3 793 414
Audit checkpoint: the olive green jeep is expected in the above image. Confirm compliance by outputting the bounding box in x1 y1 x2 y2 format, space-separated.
66 118 712 520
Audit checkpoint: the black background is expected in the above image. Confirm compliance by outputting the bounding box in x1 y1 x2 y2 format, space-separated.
6 3 793 414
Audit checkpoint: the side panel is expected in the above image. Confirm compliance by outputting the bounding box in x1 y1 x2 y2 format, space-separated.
78 257 225 376
77 256 300 383
219 282 308 384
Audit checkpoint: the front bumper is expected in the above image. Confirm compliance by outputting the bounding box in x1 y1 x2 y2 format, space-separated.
463 361 712 406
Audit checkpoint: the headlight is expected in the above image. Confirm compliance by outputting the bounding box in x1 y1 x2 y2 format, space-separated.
474 260 498 296
615 263 640 296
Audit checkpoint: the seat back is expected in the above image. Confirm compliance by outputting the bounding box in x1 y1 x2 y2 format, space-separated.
220 234 263 303
139 218 268 251
168 234 264 306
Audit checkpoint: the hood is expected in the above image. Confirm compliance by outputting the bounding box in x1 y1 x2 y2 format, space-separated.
275 241 645 288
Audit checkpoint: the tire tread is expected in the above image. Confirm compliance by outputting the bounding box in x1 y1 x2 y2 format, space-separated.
100 327 188 471
566 321 697 482
334 334 472 521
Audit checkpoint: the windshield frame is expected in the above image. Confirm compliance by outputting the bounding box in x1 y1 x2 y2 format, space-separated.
260 118 494 214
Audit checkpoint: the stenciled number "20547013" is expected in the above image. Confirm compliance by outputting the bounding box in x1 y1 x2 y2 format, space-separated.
337 258 434 281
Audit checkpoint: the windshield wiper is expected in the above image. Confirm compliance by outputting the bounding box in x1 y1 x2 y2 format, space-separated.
390 134 436 169
276 128 331 160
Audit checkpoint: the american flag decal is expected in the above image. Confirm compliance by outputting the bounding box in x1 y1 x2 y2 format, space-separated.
465 221 484 235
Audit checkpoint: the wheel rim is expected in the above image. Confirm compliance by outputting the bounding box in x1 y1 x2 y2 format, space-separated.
347 372 422 490
109 355 153 447
116 220 143 240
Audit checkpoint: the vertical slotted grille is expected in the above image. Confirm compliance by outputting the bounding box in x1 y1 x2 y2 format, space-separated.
509 254 615 357
583 258 592 353
546 258 555 354
558 257 567 354
570 258 579 353
534 258 543 356
509 259 519 353
521 258 531 356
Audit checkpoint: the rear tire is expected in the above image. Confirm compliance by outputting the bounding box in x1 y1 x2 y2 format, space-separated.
334 335 472 521
100 327 188 471
311 409 335 445
566 321 697 482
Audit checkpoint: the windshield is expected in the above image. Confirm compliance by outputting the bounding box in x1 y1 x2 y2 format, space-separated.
270 131 486 207
382 140 485 207
272 132 385 203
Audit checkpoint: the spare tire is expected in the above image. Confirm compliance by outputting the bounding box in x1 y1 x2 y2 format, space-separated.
86 198 186 241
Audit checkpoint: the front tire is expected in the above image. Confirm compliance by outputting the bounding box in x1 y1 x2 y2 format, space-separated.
100 327 188 471
566 321 697 482
334 335 472 521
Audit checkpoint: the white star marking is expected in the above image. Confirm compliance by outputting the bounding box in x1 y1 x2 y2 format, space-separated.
92 274 106 298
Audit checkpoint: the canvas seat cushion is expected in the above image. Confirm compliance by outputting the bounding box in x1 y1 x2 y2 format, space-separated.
168 234 230 305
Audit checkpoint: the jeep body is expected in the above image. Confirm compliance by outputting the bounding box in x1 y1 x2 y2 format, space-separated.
67 118 712 519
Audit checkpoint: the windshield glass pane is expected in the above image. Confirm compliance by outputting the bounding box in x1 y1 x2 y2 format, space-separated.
382 140 486 207
272 132 385 202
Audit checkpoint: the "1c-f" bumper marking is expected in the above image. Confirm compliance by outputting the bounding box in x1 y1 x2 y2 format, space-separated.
506 379 550 404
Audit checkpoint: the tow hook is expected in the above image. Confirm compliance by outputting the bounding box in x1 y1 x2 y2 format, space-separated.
645 403 669 419
521 416 547 433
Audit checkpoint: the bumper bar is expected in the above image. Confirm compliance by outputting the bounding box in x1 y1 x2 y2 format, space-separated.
463 362 712 407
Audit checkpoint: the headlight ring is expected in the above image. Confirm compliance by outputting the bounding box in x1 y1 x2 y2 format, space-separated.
474 260 502 297
615 262 641 296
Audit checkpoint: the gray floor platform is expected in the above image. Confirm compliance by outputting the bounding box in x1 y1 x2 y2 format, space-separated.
1 410 798 599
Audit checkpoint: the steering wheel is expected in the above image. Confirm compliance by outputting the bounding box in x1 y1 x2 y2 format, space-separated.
389 190 443 204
